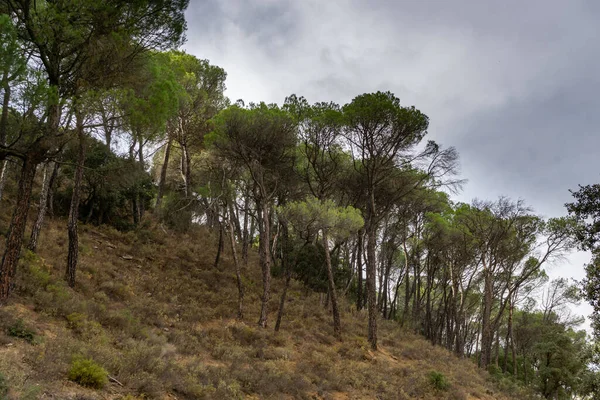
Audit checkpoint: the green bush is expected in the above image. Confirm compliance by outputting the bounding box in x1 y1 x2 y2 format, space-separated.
428 370 450 391
7 319 36 343
68 357 108 389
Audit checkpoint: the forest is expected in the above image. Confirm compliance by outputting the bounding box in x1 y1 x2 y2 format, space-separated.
0 1 599 399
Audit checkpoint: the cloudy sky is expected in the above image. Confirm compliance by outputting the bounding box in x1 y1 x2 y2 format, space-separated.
183 0 598 329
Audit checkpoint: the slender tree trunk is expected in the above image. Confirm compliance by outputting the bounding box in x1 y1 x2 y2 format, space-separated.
0 160 8 203
494 330 500 366
156 135 172 209
137 140 145 222
180 141 192 198
509 298 517 376
0 78 11 203
475 319 481 366
275 222 292 332
241 193 250 266
28 161 55 252
213 221 224 269
402 241 411 326
229 201 242 241
480 266 494 368
227 219 244 320
275 271 291 332
65 113 86 288
366 209 378 349
46 162 59 218
180 144 188 197
257 197 271 328
356 229 363 310
0 158 37 300
322 230 342 340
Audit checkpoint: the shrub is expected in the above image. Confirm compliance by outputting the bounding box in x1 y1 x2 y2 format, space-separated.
68 357 108 388
7 319 36 343
428 371 450 391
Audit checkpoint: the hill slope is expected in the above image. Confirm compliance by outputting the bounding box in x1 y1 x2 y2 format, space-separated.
0 216 526 399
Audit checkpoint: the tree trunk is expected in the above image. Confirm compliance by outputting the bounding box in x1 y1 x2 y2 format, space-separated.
183 145 192 198
213 221 224 269
275 222 292 332
46 162 59 218
509 298 517 376
402 241 411 326
0 158 37 300
156 136 173 208
275 271 291 332
227 219 244 320
322 230 342 340
494 330 500 366
257 198 271 328
241 193 250 267
0 160 8 203
0 76 10 203
136 140 145 222
28 161 55 252
229 201 242 242
480 266 494 368
65 113 86 288
475 319 481 366
356 229 363 310
366 212 378 349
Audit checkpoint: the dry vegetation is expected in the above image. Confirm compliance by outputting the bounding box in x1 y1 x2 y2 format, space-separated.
0 212 528 399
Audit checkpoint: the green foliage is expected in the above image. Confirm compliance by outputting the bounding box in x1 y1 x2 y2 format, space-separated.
208 102 297 178
68 357 108 389
428 370 450 391
279 197 364 240
55 137 154 229
584 255 600 337
7 319 36 343
342 91 429 159
0 13 26 84
121 51 181 138
290 242 350 293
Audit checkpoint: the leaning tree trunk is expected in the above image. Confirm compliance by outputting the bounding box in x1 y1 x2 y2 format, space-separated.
65 114 86 288
257 197 272 328
322 230 342 341
0 157 37 300
227 219 244 320
156 135 173 209
28 161 55 252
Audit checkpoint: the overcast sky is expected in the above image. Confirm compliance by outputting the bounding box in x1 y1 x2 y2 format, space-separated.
183 0 598 330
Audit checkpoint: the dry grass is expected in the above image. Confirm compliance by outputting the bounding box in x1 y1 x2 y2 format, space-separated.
0 211 530 399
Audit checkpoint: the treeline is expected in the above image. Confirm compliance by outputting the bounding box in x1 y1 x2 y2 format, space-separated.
0 2 598 399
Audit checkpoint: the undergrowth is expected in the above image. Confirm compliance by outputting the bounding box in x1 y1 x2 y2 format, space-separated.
0 216 530 399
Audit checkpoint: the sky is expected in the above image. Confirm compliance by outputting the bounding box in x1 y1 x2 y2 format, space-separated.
183 0 599 331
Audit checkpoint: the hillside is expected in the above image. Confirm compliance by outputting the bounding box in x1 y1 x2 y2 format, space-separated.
0 214 527 400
